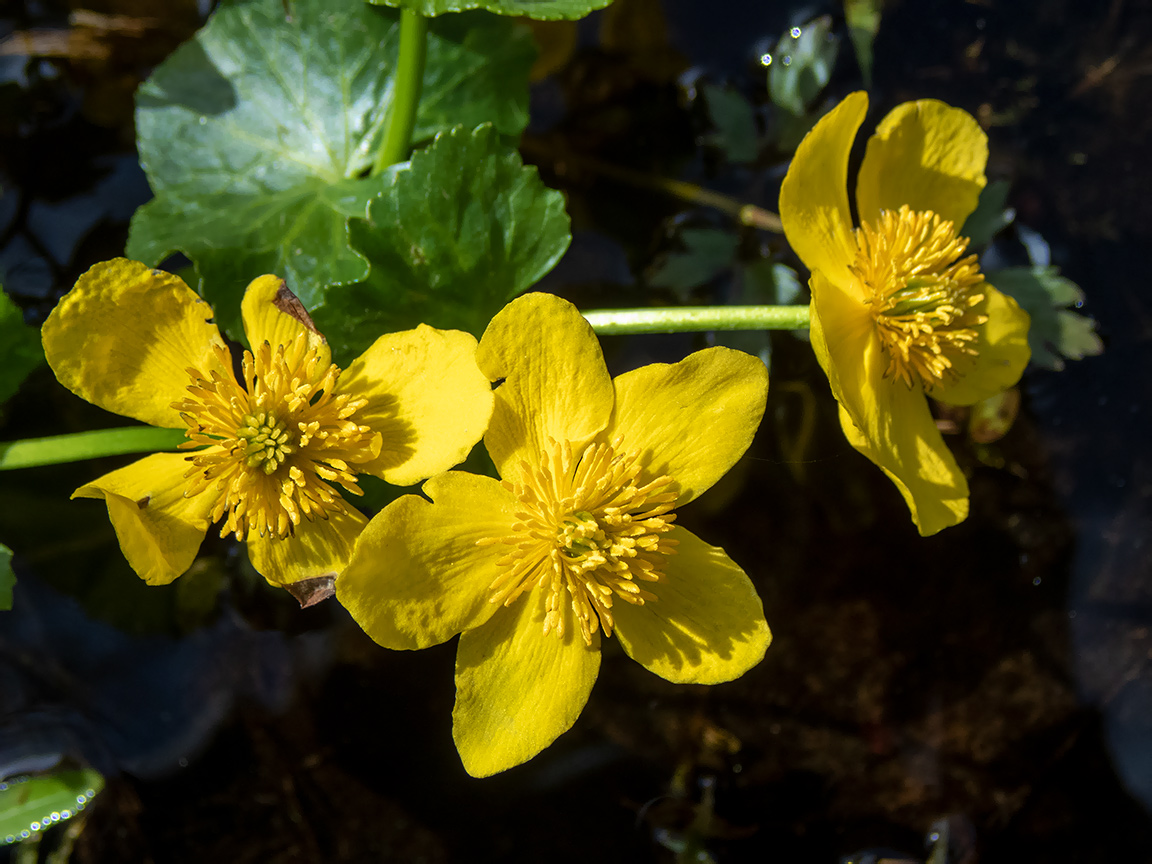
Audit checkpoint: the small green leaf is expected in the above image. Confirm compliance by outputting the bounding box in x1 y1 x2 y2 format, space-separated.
844 0 882 87
988 266 1104 371
768 16 839 117
0 286 43 405
0 543 13 611
960 180 1013 249
0 769 104 846
702 85 758 164
370 0 613 21
314 124 570 359
127 0 534 337
649 229 739 298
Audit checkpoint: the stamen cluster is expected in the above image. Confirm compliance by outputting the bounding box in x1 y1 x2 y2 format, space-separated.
173 334 379 541
481 438 680 646
852 205 987 388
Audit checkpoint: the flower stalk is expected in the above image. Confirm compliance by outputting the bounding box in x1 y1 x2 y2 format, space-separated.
0 427 186 471
373 7 428 174
583 304 810 335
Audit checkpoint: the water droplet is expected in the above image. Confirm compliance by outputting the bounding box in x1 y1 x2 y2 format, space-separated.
782 56 793 66
760 53 772 66
178 757 189 768
30 822 40 832
198 116 207 125
76 795 86 805
1032 576 1042 586
790 26 802 38
1074 299 1084 308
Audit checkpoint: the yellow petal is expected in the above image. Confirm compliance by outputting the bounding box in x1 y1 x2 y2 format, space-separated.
246 506 366 587
607 347 768 505
930 284 1031 406
73 451 216 585
453 589 600 777
239 274 331 370
809 270 967 535
337 472 516 650
856 99 987 231
837 404 968 535
338 326 494 487
476 293 613 482
43 259 228 428
612 526 770 684
779 91 868 291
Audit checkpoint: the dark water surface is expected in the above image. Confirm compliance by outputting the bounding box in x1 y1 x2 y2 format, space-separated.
1 0 1150 861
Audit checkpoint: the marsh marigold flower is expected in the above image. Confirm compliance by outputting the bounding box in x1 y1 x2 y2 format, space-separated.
42 259 493 587
336 292 772 776
780 92 1031 535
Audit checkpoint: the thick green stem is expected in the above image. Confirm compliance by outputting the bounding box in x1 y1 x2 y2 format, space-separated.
583 305 810 335
373 7 428 174
0 427 187 471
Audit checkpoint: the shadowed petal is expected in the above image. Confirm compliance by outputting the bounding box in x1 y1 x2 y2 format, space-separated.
43 259 228 429
607 347 768 505
73 451 216 585
612 526 770 684
337 472 516 650
476 293 613 483
779 91 868 292
453 589 600 777
930 285 1031 406
247 506 366 587
856 99 987 230
338 326 494 487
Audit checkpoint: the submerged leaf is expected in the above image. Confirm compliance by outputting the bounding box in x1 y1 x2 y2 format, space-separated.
0 769 104 845
369 0 612 21
314 124 570 360
703 84 758 164
987 266 1104 371
844 0 882 87
127 0 533 337
960 180 1013 249
649 228 739 297
0 543 12 611
0 286 43 405
768 16 839 117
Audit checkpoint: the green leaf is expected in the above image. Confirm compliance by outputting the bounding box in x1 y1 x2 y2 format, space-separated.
649 228 739 299
0 286 43 405
0 543 12 611
960 180 1013 249
768 15 839 117
127 0 534 338
987 265 1104 371
844 0 882 87
369 0 613 21
0 769 104 846
314 124 570 359
702 84 758 164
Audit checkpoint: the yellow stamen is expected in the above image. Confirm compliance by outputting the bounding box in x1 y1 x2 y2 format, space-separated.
479 438 680 646
852 205 988 389
173 333 379 541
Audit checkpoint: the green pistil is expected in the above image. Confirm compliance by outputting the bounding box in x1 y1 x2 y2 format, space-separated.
236 412 294 475
558 512 601 558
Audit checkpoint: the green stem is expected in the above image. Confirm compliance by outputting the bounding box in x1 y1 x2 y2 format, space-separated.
373 7 428 174
0 427 187 471
583 305 810 335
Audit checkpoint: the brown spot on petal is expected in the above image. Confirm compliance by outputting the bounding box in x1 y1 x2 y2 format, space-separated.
272 281 320 335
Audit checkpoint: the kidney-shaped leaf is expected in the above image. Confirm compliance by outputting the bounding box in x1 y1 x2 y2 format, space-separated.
314 124 570 360
127 0 534 338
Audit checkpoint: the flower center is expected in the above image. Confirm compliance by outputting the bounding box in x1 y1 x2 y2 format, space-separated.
173 333 380 541
480 438 680 646
851 205 988 389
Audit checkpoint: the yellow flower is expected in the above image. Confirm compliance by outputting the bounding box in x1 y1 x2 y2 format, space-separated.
336 292 771 776
42 259 494 587
779 92 1031 535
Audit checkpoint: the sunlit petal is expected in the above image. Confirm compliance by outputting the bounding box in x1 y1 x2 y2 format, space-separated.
247 506 366 586
931 285 1031 406
476 293 613 482
72 451 216 585
240 274 331 371
612 527 770 684
453 589 600 778
338 326 494 487
856 99 987 230
338 472 516 649
43 259 227 429
607 347 768 505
